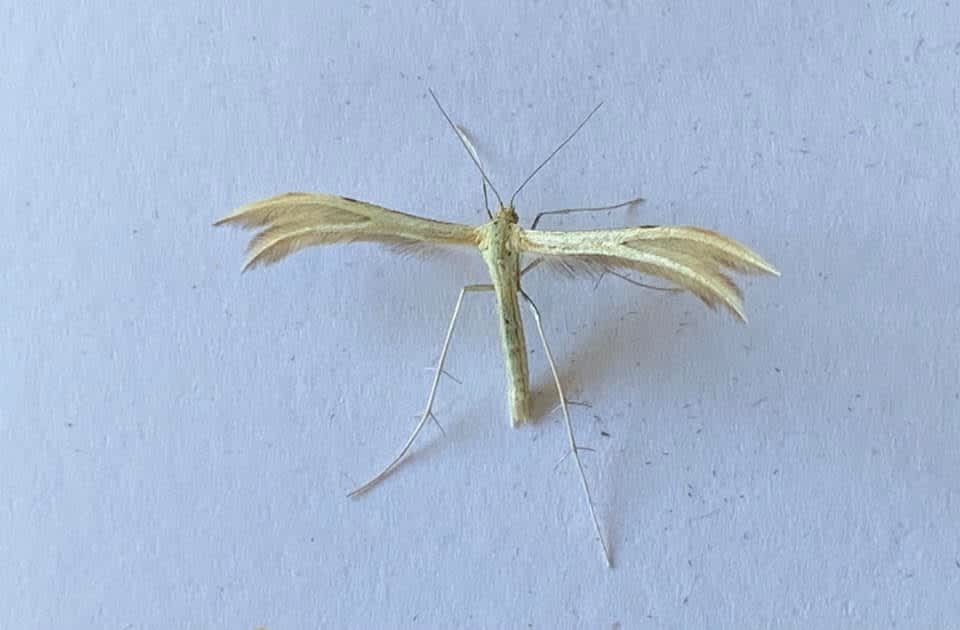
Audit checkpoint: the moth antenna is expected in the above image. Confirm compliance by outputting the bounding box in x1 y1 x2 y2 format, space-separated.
481 179 491 217
509 101 603 207
429 89 504 208
455 124 494 219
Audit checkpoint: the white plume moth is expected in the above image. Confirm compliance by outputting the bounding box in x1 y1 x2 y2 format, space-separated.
216 90 779 566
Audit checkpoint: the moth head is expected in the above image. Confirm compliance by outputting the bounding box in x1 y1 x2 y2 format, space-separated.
496 204 519 224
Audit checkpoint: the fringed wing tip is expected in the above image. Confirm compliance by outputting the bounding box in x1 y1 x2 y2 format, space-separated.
624 226 780 278
700 275 748 323
213 196 282 228
627 226 778 319
212 204 256 229
723 298 748 323
240 255 265 273
214 195 311 271
740 248 780 277
214 203 264 271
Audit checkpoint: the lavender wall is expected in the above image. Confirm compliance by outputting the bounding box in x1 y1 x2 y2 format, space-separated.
2 3 958 627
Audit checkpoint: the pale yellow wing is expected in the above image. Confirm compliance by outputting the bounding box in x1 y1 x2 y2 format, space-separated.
215 192 479 271
518 225 779 321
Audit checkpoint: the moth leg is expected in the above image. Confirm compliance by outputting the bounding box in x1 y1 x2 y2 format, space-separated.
521 250 677 293
521 254 677 297
520 258 544 276
530 197 645 230
348 283 494 498
593 268 682 293
519 289 612 567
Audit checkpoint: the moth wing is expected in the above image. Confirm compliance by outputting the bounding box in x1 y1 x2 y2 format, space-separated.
215 193 479 271
519 225 779 321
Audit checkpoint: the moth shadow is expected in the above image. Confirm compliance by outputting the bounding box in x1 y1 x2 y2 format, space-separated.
526 293 693 422
524 291 714 557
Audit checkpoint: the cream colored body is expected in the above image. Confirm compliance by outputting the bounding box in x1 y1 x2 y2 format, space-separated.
477 205 530 425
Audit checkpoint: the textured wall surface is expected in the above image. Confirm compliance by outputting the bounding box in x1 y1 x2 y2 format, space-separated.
3 3 958 628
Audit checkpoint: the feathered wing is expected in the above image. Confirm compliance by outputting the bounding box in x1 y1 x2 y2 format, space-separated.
215 192 480 271
519 225 779 321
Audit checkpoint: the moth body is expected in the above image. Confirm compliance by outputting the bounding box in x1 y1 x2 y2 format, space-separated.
477 204 530 425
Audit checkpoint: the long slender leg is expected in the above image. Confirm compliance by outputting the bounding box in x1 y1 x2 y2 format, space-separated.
530 197 645 229
522 254 677 293
348 283 494 498
521 258 544 276
593 268 682 292
519 289 612 567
